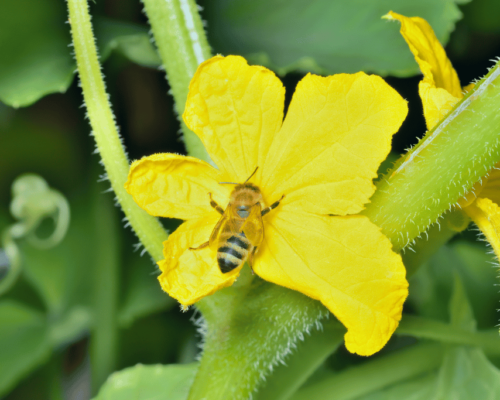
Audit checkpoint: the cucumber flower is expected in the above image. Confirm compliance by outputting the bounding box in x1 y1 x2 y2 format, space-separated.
385 11 500 259
125 55 409 356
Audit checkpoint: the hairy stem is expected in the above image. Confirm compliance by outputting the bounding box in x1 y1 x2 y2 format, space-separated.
364 61 500 251
142 0 212 161
67 0 168 262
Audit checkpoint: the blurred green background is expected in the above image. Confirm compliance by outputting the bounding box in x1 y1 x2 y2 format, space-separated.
1 0 500 398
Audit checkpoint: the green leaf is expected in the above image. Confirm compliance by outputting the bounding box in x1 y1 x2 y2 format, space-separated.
462 0 500 34
357 374 436 400
449 275 476 332
352 273 500 400
20 189 101 318
397 316 500 357
434 347 500 399
408 240 498 328
356 344 500 400
204 0 464 77
0 0 74 107
18 173 123 356
0 0 160 108
290 342 445 400
92 363 198 400
0 301 51 396
94 17 161 68
118 255 175 328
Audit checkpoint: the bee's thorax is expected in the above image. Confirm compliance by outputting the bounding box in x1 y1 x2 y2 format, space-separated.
230 183 263 216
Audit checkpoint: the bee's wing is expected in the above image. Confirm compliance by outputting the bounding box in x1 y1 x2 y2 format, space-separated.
208 206 238 251
242 203 264 247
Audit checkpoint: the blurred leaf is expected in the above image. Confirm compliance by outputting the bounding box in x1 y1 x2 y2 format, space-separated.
462 0 500 33
19 175 122 350
434 347 500 399
0 116 86 206
0 301 51 396
3 354 64 400
94 18 161 68
449 275 476 332
21 194 97 318
290 342 445 400
118 312 196 368
355 346 500 400
408 240 498 328
357 374 436 400
0 0 73 107
355 274 500 400
0 1 159 108
118 255 175 328
48 306 92 346
205 0 465 77
433 275 500 399
92 363 197 400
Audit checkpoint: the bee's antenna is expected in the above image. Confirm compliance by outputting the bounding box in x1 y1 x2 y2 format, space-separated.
219 167 259 185
244 167 259 183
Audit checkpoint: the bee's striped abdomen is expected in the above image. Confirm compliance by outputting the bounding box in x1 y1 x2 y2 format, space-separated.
217 233 252 273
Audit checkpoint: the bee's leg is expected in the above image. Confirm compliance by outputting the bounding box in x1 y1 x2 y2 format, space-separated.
209 192 224 215
247 247 258 274
261 194 285 216
189 241 209 251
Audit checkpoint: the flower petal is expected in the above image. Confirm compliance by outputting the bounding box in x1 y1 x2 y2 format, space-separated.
476 165 500 205
183 55 285 182
260 72 407 215
254 210 408 356
384 11 462 98
158 216 243 306
125 153 231 220
419 81 461 130
464 197 500 260
458 162 500 208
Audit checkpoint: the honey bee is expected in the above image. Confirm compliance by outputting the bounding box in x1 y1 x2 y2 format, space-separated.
191 167 284 273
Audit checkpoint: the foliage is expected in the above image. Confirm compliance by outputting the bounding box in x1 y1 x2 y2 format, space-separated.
1 0 500 399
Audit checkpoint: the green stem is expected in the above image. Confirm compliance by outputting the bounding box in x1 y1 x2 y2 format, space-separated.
401 210 468 277
90 184 120 392
66 0 168 262
290 342 445 400
142 0 212 161
397 315 500 356
364 61 500 252
255 319 345 400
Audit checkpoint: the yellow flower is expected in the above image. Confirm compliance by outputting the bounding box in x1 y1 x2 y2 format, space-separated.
385 11 500 257
125 55 409 356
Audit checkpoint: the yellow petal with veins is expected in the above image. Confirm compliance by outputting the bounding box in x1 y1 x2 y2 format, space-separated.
419 81 461 130
125 153 231 220
384 11 461 98
458 162 500 208
183 55 285 182
255 209 408 356
464 198 500 259
260 72 407 216
158 216 243 306
476 164 500 205
384 11 463 130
